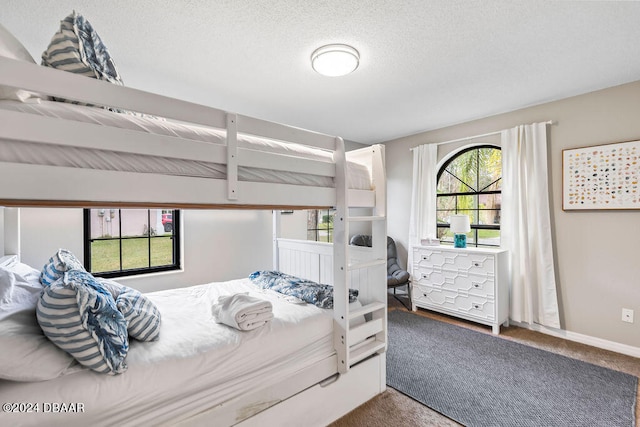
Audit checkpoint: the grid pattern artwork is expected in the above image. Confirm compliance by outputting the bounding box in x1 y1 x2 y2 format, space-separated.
563 140 640 210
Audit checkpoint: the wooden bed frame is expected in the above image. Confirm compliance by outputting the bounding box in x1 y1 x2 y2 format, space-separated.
0 55 387 425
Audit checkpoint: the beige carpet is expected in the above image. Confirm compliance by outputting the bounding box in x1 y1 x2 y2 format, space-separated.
330 293 640 427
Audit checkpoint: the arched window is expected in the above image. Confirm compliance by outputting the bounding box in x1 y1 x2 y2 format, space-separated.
436 145 501 247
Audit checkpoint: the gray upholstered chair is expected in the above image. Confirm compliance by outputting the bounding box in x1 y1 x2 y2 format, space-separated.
349 235 411 308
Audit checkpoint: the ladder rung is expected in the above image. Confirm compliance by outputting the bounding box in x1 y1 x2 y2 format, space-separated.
349 318 383 344
349 301 386 320
348 259 386 270
349 339 386 365
350 336 374 350
348 215 385 222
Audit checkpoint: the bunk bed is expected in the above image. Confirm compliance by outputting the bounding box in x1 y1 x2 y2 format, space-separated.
0 24 387 427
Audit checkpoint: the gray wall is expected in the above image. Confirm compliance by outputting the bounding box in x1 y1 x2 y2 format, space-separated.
383 80 640 348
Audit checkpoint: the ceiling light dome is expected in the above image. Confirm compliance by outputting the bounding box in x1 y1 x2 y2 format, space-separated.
311 44 360 77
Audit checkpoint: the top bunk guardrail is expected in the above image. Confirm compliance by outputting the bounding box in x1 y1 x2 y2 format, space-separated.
0 57 380 209
0 57 335 149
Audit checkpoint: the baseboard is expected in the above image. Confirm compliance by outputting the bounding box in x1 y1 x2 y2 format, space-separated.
510 320 640 359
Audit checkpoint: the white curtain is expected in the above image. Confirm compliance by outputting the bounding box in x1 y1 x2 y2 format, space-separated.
501 122 560 328
408 143 438 259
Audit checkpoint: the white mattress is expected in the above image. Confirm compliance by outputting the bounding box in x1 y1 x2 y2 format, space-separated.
0 100 372 189
0 279 338 427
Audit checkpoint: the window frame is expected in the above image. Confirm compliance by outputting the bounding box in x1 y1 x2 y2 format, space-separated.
307 209 335 243
436 145 501 248
83 208 181 278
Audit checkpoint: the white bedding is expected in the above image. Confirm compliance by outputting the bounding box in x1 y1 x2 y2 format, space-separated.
0 279 339 427
0 100 372 189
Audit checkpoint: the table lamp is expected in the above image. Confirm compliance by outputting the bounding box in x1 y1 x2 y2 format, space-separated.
449 215 471 248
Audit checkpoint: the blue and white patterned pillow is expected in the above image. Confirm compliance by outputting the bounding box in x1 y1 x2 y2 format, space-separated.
116 287 161 341
36 270 128 374
96 278 161 342
41 11 123 106
42 11 122 83
249 270 358 309
40 249 86 287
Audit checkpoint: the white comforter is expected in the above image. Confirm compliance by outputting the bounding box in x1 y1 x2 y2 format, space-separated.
0 279 336 427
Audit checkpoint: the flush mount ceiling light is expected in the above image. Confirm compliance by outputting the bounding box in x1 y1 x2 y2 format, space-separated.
311 44 360 77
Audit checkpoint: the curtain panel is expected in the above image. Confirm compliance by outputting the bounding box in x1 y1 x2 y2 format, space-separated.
501 122 560 328
408 144 438 267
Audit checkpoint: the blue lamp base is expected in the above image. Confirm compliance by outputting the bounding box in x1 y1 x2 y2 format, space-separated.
453 233 467 248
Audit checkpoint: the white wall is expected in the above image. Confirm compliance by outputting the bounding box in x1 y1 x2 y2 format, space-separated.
18 208 274 293
279 211 308 240
19 208 85 268
383 80 640 349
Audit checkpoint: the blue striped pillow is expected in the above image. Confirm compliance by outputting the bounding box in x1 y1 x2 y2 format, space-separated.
116 287 161 342
42 11 122 83
41 11 123 106
97 278 162 342
36 270 128 374
40 249 85 287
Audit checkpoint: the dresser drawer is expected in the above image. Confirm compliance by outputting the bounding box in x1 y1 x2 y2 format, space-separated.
412 267 495 297
412 282 457 306
413 249 495 277
411 246 508 334
412 283 495 321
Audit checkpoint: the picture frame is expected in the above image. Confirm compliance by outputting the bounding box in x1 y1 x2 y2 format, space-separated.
562 139 640 210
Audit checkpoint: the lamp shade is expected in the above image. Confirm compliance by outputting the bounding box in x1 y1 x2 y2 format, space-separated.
449 215 471 233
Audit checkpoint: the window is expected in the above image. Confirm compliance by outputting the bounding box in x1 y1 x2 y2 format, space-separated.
83 208 180 278
436 145 501 247
307 209 334 243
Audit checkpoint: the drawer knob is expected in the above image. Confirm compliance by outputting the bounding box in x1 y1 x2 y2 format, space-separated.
473 304 480 309
473 284 479 288
422 256 428 260
474 262 480 267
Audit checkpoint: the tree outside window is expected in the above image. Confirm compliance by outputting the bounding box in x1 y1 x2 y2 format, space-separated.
307 209 334 243
436 146 501 247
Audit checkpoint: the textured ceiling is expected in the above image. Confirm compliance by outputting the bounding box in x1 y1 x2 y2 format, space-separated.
3 1 640 144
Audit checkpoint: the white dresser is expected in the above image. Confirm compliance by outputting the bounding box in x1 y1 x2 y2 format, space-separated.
411 245 509 334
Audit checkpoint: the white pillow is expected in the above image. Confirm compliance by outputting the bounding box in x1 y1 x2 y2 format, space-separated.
0 260 43 321
0 310 79 382
0 254 18 268
0 23 34 62
0 23 44 102
0 260 79 381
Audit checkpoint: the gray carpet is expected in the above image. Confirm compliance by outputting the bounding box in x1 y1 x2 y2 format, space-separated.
387 310 638 427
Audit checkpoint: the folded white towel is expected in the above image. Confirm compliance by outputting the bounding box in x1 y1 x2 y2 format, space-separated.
212 293 273 331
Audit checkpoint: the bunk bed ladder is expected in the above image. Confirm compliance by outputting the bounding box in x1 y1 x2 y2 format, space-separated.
334 143 387 374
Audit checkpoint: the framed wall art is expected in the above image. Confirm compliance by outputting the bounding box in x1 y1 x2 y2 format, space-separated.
563 139 640 210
